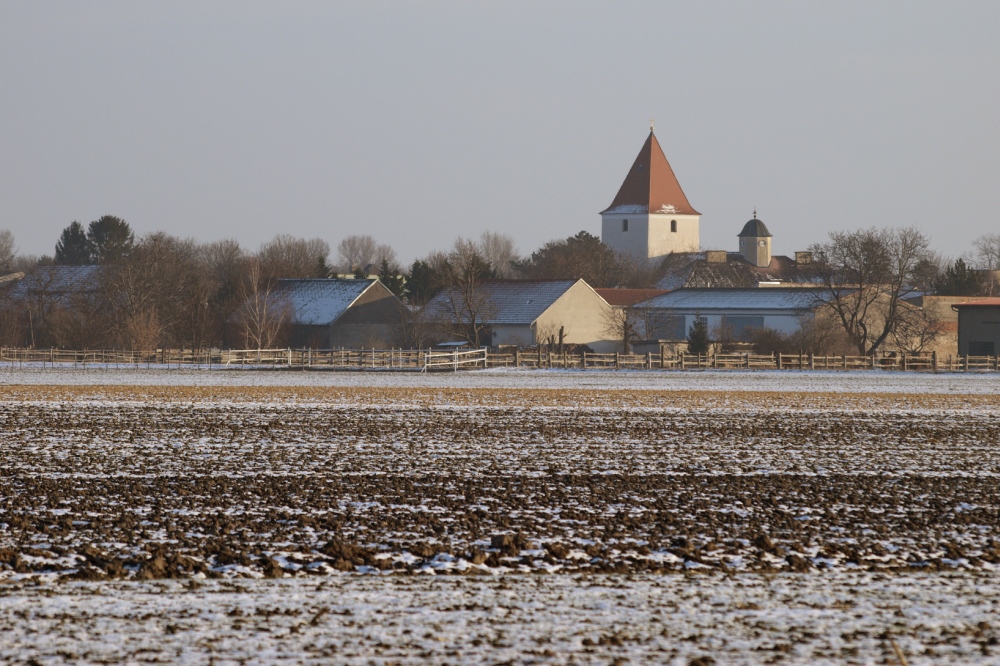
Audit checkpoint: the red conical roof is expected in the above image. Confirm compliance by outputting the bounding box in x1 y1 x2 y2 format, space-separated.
601 131 700 216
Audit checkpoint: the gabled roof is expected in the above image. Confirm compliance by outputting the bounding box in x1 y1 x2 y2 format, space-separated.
8 265 103 300
594 288 669 307
640 287 831 311
425 279 581 325
601 131 700 216
275 278 379 326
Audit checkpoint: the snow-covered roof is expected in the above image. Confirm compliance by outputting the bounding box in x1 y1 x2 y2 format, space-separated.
8 265 103 300
639 287 831 312
425 279 581 325
275 279 377 326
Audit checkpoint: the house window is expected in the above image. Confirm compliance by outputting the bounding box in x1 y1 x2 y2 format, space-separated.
671 219 677 232
622 219 628 232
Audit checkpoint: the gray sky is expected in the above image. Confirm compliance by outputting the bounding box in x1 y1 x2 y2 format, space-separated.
2 1 998 264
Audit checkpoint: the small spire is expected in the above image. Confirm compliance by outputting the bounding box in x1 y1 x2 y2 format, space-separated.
753 207 757 219
649 117 655 132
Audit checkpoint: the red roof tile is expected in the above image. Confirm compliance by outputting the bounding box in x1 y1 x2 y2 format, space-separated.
601 131 700 216
594 288 669 307
952 298 1000 307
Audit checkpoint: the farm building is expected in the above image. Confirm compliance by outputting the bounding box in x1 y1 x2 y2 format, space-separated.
636 287 832 342
272 278 407 349
423 279 617 351
952 299 1000 356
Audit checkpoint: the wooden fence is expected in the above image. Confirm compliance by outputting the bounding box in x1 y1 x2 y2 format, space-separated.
1 347 998 372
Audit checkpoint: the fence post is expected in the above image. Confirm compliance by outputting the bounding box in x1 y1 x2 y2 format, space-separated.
808 353 814 370
614 352 620 370
777 353 782 370
932 350 938 372
646 352 652 369
902 353 907 371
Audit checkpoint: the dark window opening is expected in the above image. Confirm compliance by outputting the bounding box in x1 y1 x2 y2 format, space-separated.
671 219 677 232
622 219 628 232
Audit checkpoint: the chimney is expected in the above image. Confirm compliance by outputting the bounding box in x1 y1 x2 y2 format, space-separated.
795 251 812 265
705 250 727 264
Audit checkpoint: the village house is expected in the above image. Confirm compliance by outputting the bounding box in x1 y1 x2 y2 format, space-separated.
423 279 617 352
274 278 408 349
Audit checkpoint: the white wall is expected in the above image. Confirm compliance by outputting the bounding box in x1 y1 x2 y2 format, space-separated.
601 213 700 262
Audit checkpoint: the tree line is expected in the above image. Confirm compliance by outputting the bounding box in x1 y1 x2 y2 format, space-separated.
1 216 999 353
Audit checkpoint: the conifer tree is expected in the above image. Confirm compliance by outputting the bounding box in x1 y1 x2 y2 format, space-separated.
686 316 710 355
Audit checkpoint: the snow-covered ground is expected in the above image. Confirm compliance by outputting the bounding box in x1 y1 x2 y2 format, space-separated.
2 363 999 393
1 573 997 665
2 370 999 663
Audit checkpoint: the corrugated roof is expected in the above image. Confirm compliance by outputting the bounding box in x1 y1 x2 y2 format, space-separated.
639 287 831 311
275 278 375 326
601 131 700 216
425 279 579 325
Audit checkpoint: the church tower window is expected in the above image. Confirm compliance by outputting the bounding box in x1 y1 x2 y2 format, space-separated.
622 219 628 232
671 220 677 232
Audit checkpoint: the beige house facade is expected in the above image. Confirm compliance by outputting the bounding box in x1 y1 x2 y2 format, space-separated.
425 279 617 352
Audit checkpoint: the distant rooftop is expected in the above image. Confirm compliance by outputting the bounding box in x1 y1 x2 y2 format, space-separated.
425 279 581 325
639 287 831 311
275 278 378 326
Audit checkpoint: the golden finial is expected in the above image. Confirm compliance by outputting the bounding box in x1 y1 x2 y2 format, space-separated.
649 118 655 132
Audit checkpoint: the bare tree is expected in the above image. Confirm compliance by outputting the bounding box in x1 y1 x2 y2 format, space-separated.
602 303 653 353
0 230 15 273
373 243 399 274
236 259 290 349
337 235 378 273
428 238 498 347
808 227 931 355
478 231 520 278
258 235 329 280
890 302 946 354
974 233 1000 295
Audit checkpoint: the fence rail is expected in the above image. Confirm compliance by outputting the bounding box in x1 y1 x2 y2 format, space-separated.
0 347 997 373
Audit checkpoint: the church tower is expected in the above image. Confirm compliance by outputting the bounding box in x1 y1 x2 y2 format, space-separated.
601 127 700 262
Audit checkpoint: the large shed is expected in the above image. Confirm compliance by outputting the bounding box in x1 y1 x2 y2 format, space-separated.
952 299 1000 356
275 278 407 349
637 287 831 341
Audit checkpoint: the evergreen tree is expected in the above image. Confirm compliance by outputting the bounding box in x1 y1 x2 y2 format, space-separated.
686 316 710 355
377 259 405 297
405 259 441 305
87 215 134 264
54 222 92 265
933 258 983 296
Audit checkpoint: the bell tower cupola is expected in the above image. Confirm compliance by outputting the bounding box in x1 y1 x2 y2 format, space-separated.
738 212 772 267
